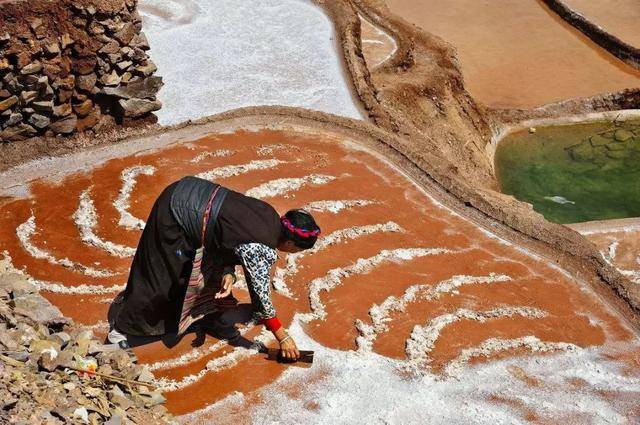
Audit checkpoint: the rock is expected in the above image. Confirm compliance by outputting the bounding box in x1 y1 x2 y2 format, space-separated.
58 89 73 103
73 99 94 117
50 114 77 134
88 21 105 35
129 32 150 50
52 103 72 117
44 43 60 56
87 340 119 355
0 325 19 351
3 113 23 128
114 23 136 45
38 348 60 372
27 113 50 129
137 366 154 383
135 62 157 77
0 58 10 71
76 73 97 92
53 74 75 90
12 294 66 325
100 70 122 86
116 61 133 72
29 339 61 356
141 391 166 408
20 91 38 106
102 76 162 99
614 129 634 142
74 91 89 102
528 127 536 134
589 134 609 147
29 18 43 31
73 57 98 75
32 101 54 114
74 330 93 356
0 95 18 112
50 332 71 349
606 142 627 151
107 53 123 65
99 40 120 55
0 123 37 141
118 98 161 117
77 109 101 131
20 62 43 75
0 89 11 99
104 414 123 425
73 406 89 424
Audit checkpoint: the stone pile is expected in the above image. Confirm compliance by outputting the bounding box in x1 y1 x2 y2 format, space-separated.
0 0 162 142
566 124 640 167
0 268 173 423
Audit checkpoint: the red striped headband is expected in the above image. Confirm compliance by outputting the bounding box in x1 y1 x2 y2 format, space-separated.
281 216 320 239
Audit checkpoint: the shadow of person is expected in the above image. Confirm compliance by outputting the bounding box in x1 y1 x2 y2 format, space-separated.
108 302 258 350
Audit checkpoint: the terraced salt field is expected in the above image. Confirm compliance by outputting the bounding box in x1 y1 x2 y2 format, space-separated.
385 0 640 108
1 120 639 421
564 0 640 48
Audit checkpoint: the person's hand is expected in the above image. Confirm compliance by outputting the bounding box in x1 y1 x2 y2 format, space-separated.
279 334 300 361
215 273 235 299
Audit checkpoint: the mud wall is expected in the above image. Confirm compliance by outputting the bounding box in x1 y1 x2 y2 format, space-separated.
540 0 640 70
0 0 162 142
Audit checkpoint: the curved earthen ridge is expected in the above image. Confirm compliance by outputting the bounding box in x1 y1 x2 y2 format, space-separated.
540 0 640 70
315 0 640 323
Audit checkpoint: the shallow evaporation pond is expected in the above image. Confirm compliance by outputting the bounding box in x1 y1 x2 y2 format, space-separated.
495 119 640 224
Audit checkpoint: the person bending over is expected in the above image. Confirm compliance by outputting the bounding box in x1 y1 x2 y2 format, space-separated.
107 175 320 360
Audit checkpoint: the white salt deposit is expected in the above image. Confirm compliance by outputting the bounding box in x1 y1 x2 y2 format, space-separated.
73 187 137 258
406 307 549 370
188 319 640 424
190 149 236 163
140 0 363 125
0 251 124 295
114 165 156 231
245 174 336 199
356 274 512 351
303 199 377 214
156 329 273 391
16 214 114 278
442 336 579 377
196 159 285 181
273 222 403 297
303 247 453 321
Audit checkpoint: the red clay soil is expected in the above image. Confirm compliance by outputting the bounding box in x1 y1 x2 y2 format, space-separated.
384 0 640 109
563 0 640 48
0 127 638 418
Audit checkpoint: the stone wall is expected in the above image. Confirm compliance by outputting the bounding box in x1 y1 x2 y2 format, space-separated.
0 0 162 142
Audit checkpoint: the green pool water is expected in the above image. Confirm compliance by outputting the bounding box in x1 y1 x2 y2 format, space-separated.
495 119 640 224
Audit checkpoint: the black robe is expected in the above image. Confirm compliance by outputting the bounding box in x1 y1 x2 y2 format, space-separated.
110 177 281 336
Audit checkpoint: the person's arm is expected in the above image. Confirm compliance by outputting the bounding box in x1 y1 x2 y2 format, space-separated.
235 243 300 359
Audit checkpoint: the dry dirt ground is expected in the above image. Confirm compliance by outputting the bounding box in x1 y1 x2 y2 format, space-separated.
0 115 639 422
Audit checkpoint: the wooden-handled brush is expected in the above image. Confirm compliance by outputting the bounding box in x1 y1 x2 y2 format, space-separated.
265 348 314 364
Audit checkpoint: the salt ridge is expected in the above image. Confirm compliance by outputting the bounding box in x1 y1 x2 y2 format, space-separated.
406 307 549 369
190 149 236 163
302 247 454 322
442 336 579 377
114 165 156 230
302 199 377 214
16 214 114 278
196 159 286 181
245 174 336 199
73 187 137 258
355 274 512 351
273 222 404 298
